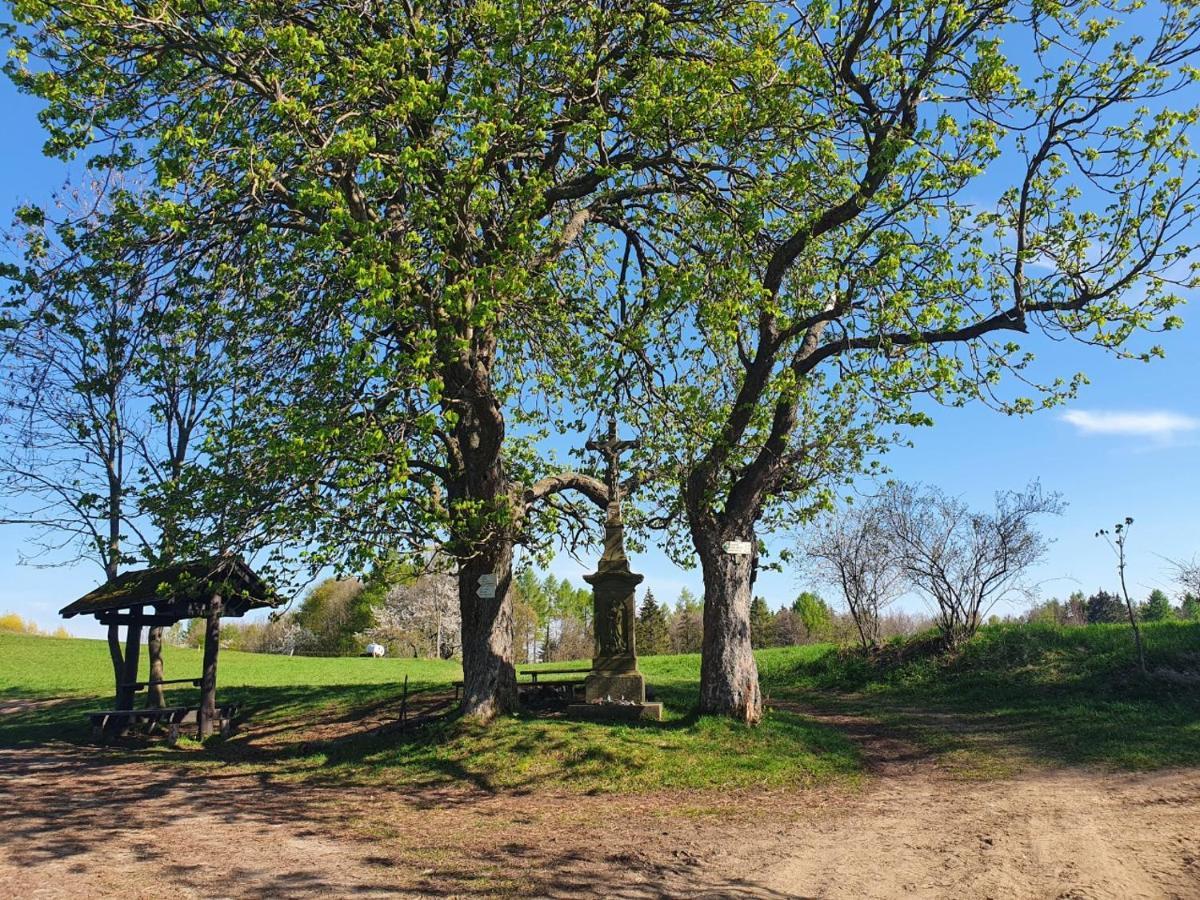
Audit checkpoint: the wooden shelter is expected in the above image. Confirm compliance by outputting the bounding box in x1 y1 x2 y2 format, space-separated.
61 556 276 737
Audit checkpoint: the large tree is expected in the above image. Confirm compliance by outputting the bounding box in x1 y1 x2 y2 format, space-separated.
4 0 784 720
595 0 1200 721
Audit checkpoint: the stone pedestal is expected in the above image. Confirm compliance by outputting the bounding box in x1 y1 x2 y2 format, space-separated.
584 671 645 704
583 565 643 703
566 421 663 722
568 506 662 721
567 699 664 722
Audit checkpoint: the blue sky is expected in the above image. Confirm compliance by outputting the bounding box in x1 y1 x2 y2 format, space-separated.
2 41 1198 638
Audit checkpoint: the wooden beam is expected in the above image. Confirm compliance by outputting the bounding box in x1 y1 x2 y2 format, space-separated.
117 606 143 712
198 594 223 739
97 614 180 627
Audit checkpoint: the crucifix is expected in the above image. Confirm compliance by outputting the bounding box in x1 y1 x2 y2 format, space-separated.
573 416 662 719
585 415 640 527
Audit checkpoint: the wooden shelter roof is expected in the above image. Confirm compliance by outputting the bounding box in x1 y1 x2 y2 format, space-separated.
60 556 277 620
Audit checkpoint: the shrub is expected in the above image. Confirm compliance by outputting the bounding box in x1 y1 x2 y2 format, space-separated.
0 613 38 634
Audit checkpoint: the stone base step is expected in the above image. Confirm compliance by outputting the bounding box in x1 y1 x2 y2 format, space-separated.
566 701 664 722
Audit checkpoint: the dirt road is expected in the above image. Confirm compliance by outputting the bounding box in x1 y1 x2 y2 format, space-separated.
1 726 1197 898
760 766 1200 899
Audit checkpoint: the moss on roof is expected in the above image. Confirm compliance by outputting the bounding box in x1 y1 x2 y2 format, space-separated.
60 556 277 620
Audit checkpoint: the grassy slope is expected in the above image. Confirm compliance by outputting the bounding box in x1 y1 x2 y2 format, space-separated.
768 621 1200 772
0 631 462 697
3 621 1197 789
0 633 859 793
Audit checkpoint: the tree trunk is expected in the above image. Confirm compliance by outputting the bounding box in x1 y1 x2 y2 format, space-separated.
145 626 166 708
444 350 518 723
1117 556 1147 675
198 595 222 738
458 541 517 721
695 530 763 724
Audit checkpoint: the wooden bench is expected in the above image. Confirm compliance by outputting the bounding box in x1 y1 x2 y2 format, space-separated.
87 707 190 742
451 669 591 701
450 669 592 703
519 667 590 686
519 667 589 702
86 702 239 743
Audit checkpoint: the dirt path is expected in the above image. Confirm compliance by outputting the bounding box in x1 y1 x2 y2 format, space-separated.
1 718 1198 899
761 767 1200 899
756 705 1200 899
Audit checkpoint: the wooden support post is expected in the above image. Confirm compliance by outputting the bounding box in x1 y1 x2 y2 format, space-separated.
107 623 125 706
118 607 144 712
198 594 223 739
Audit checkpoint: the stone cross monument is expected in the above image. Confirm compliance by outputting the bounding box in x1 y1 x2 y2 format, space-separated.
574 417 662 720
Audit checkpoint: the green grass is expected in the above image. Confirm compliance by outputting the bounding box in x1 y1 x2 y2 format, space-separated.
4 621 1197 789
0 630 463 698
0 632 861 794
766 621 1200 772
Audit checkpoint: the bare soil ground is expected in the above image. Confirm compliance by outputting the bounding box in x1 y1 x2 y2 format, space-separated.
1 707 1197 899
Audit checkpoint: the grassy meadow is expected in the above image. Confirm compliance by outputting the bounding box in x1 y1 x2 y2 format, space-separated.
0 632 860 793
2 620 1198 792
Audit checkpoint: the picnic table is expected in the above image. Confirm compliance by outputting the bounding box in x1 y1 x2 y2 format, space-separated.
519 666 589 702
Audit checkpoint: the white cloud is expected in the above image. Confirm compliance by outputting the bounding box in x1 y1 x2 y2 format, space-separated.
1061 409 1200 440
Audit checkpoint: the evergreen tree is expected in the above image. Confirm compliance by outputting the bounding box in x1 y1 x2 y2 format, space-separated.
1181 594 1200 621
1085 590 1125 624
1141 589 1174 622
635 590 669 657
669 588 703 655
792 591 834 642
749 597 775 649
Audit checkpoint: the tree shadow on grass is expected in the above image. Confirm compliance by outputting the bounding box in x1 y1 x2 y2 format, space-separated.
0 673 860 799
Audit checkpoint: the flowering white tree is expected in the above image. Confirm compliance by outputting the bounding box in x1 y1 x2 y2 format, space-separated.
367 569 460 659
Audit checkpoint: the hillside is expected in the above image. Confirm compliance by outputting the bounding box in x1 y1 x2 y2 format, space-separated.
0 631 462 697
3 621 1198 791
763 620 1200 771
